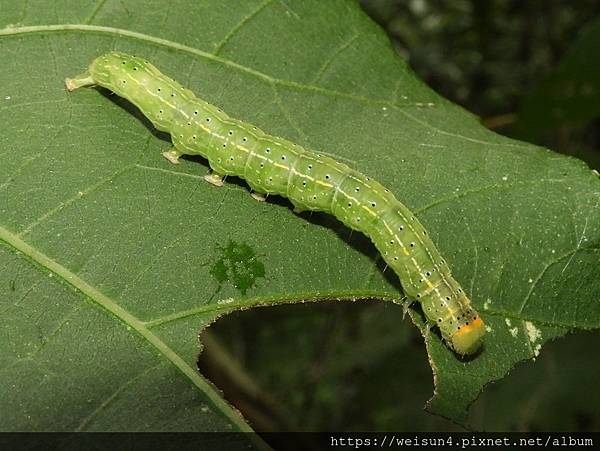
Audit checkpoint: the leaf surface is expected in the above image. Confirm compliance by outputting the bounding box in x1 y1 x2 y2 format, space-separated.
1 0 598 430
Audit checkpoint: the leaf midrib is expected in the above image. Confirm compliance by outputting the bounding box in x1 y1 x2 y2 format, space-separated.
0 225 254 433
0 24 530 148
0 24 396 108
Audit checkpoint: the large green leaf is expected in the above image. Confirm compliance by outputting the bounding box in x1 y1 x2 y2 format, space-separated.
1 0 598 431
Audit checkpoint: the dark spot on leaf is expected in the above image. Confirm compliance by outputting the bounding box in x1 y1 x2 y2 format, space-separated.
210 241 265 296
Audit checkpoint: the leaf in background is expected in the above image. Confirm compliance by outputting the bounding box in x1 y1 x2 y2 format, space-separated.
201 304 600 431
512 17 600 141
1 0 599 431
469 330 600 431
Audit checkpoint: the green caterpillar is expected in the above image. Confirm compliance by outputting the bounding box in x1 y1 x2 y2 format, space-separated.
66 52 485 355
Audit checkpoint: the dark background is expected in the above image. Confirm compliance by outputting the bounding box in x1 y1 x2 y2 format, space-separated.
363 0 600 168
198 0 600 437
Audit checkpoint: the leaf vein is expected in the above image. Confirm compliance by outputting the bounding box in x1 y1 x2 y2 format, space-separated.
212 0 274 56
0 225 254 432
0 24 524 147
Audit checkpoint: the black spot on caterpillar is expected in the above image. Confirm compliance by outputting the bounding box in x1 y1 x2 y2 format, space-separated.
65 52 485 355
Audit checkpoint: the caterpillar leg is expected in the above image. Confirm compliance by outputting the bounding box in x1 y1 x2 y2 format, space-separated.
251 192 267 202
204 171 225 187
401 298 412 319
65 72 95 91
162 147 183 165
291 200 307 214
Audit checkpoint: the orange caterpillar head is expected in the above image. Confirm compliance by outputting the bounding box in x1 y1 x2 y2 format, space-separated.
450 316 485 355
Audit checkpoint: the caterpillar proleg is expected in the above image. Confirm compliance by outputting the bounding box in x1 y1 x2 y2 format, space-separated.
66 52 485 355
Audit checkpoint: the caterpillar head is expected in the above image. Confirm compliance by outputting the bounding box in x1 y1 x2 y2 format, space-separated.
427 286 485 355
442 289 486 355
450 315 485 355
